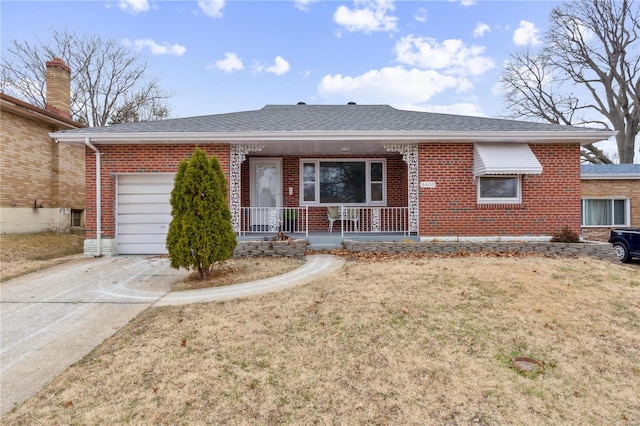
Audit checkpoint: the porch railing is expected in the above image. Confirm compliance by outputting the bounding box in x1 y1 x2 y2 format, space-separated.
337 206 410 236
238 207 309 236
237 206 410 237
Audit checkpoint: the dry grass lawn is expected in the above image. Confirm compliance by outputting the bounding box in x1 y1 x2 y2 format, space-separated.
0 232 85 282
3 253 639 425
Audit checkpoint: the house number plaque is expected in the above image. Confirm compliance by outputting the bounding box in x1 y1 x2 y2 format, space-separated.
420 181 437 188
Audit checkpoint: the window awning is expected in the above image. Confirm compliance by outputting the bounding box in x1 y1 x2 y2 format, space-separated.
473 143 543 177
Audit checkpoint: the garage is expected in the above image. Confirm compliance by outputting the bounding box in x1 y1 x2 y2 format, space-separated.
117 174 175 255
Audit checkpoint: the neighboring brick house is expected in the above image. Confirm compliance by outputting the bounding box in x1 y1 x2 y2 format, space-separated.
50 103 614 256
581 164 640 241
0 58 85 233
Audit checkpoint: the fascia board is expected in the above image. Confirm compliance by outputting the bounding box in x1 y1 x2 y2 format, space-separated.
581 174 640 180
49 129 617 145
3 99 82 129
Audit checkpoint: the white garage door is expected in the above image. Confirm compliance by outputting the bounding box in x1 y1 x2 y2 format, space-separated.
117 174 175 255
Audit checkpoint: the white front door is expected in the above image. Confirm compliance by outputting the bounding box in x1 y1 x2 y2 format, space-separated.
250 158 282 231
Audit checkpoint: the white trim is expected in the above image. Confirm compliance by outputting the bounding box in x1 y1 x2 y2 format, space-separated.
580 197 630 227
299 158 387 206
581 174 640 180
477 175 522 205
50 130 616 146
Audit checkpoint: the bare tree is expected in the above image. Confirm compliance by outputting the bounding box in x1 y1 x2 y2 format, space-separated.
501 0 639 163
1 28 170 127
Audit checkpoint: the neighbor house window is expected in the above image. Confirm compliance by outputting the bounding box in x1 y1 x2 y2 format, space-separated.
477 175 521 204
71 209 84 227
581 198 629 226
300 159 386 205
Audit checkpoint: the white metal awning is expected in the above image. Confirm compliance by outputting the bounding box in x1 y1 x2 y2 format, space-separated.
473 143 543 177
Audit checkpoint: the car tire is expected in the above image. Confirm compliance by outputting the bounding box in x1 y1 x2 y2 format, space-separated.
612 242 632 263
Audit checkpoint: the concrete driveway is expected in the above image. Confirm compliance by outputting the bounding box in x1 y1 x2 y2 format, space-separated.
0 256 187 415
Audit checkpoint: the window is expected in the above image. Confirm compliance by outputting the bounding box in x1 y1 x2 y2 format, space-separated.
300 159 386 205
477 175 521 204
581 199 629 226
71 209 84 227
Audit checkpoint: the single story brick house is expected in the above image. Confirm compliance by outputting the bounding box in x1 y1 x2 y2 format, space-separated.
581 164 640 241
50 103 614 256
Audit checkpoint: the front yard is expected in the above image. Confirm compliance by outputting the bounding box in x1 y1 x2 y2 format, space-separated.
0 232 85 282
3 252 639 425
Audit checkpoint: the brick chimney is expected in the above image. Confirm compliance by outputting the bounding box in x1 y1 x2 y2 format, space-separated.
45 57 71 119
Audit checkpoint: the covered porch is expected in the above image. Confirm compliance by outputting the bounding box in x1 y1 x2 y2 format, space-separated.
228 141 420 244
236 205 418 249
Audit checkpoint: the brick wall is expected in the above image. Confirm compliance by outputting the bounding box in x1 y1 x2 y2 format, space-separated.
45 58 71 119
88 142 582 240
417 143 582 237
85 144 230 239
1 109 85 210
581 178 640 241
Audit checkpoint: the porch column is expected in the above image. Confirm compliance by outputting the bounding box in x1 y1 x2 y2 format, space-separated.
230 143 264 233
384 143 418 233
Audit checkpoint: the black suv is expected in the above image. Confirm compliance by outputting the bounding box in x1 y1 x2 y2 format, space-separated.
608 228 640 263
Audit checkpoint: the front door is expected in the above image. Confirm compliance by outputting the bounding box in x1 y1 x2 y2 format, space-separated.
250 158 282 231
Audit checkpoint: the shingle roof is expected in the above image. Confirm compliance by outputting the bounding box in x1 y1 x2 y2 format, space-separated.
53 104 606 135
581 164 640 177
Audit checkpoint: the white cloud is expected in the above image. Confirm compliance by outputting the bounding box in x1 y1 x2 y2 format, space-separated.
118 0 149 14
254 56 291 76
198 0 225 18
294 0 317 12
473 22 490 38
317 66 461 105
394 35 495 76
214 52 243 72
126 39 186 56
334 0 398 33
513 20 541 46
265 56 290 76
414 7 427 23
449 0 476 6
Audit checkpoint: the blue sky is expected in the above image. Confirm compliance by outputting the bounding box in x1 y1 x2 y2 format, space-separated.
2 0 564 120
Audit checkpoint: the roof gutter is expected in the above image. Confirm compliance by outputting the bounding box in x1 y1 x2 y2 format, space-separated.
85 138 102 257
49 129 618 145
581 173 640 180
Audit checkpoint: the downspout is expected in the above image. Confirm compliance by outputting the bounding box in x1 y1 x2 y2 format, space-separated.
85 137 102 257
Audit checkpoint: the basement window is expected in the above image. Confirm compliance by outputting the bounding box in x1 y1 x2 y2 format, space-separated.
71 209 84 227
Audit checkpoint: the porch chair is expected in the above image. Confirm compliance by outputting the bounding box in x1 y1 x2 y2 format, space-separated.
327 206 359 232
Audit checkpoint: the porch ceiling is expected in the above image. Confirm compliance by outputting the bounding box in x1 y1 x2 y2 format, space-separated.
254 139 394 156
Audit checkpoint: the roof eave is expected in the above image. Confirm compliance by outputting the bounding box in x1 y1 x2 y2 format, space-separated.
581 173 640 180
49 130 617 145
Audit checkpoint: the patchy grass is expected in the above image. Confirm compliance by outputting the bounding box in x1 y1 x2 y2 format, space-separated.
173 257 305 291
3 255 639 425
0 232 85 282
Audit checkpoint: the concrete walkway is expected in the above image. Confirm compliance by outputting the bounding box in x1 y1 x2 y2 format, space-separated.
0 254 343 416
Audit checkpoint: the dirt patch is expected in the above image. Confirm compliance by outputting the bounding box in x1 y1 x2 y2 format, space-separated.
4 255 639 425
173 257 305 291
0 233 85 282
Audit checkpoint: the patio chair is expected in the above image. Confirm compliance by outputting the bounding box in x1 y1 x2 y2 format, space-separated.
327 206 359 232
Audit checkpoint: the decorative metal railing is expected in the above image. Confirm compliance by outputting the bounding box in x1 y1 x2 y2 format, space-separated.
237 206 410 237
335 206 410 236
237 207 309 236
